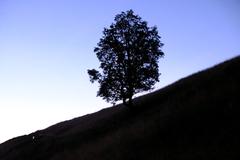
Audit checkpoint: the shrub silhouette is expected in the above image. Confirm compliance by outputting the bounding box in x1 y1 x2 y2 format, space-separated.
88 10 164 106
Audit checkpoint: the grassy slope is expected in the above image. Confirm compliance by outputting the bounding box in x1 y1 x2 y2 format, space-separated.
0 56 240 160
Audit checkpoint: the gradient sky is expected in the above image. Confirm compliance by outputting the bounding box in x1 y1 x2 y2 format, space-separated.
0 0 239 143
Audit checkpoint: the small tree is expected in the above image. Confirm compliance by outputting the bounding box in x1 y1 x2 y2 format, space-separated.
88 10 164 107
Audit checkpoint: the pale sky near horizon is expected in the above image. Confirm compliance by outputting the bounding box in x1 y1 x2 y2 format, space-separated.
0 0 239 143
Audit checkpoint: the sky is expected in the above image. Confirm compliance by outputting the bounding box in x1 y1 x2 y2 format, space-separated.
0 0 239 143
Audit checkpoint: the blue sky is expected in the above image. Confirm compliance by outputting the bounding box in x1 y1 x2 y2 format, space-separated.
0 0 239 143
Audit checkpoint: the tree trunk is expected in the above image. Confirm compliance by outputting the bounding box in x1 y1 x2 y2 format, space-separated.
128 96 133 107
122 97 133 107
123 98 127 106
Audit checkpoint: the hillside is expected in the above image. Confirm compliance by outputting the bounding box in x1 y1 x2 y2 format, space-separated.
0 56 240 160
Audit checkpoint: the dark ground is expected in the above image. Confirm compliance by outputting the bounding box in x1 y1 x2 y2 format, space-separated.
0 56 240 160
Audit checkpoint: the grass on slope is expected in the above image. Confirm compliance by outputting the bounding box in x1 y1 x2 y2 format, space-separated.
0 56 240 160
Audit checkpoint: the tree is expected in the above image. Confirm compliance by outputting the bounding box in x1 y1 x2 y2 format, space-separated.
88 10 164 107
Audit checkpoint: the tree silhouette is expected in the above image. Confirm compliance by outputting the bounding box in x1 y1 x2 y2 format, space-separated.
88 10 164 107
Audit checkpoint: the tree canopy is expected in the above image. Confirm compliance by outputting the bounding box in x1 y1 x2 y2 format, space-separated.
88 10 164 106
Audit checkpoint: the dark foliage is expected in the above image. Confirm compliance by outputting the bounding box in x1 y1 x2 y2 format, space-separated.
88 10 164 106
